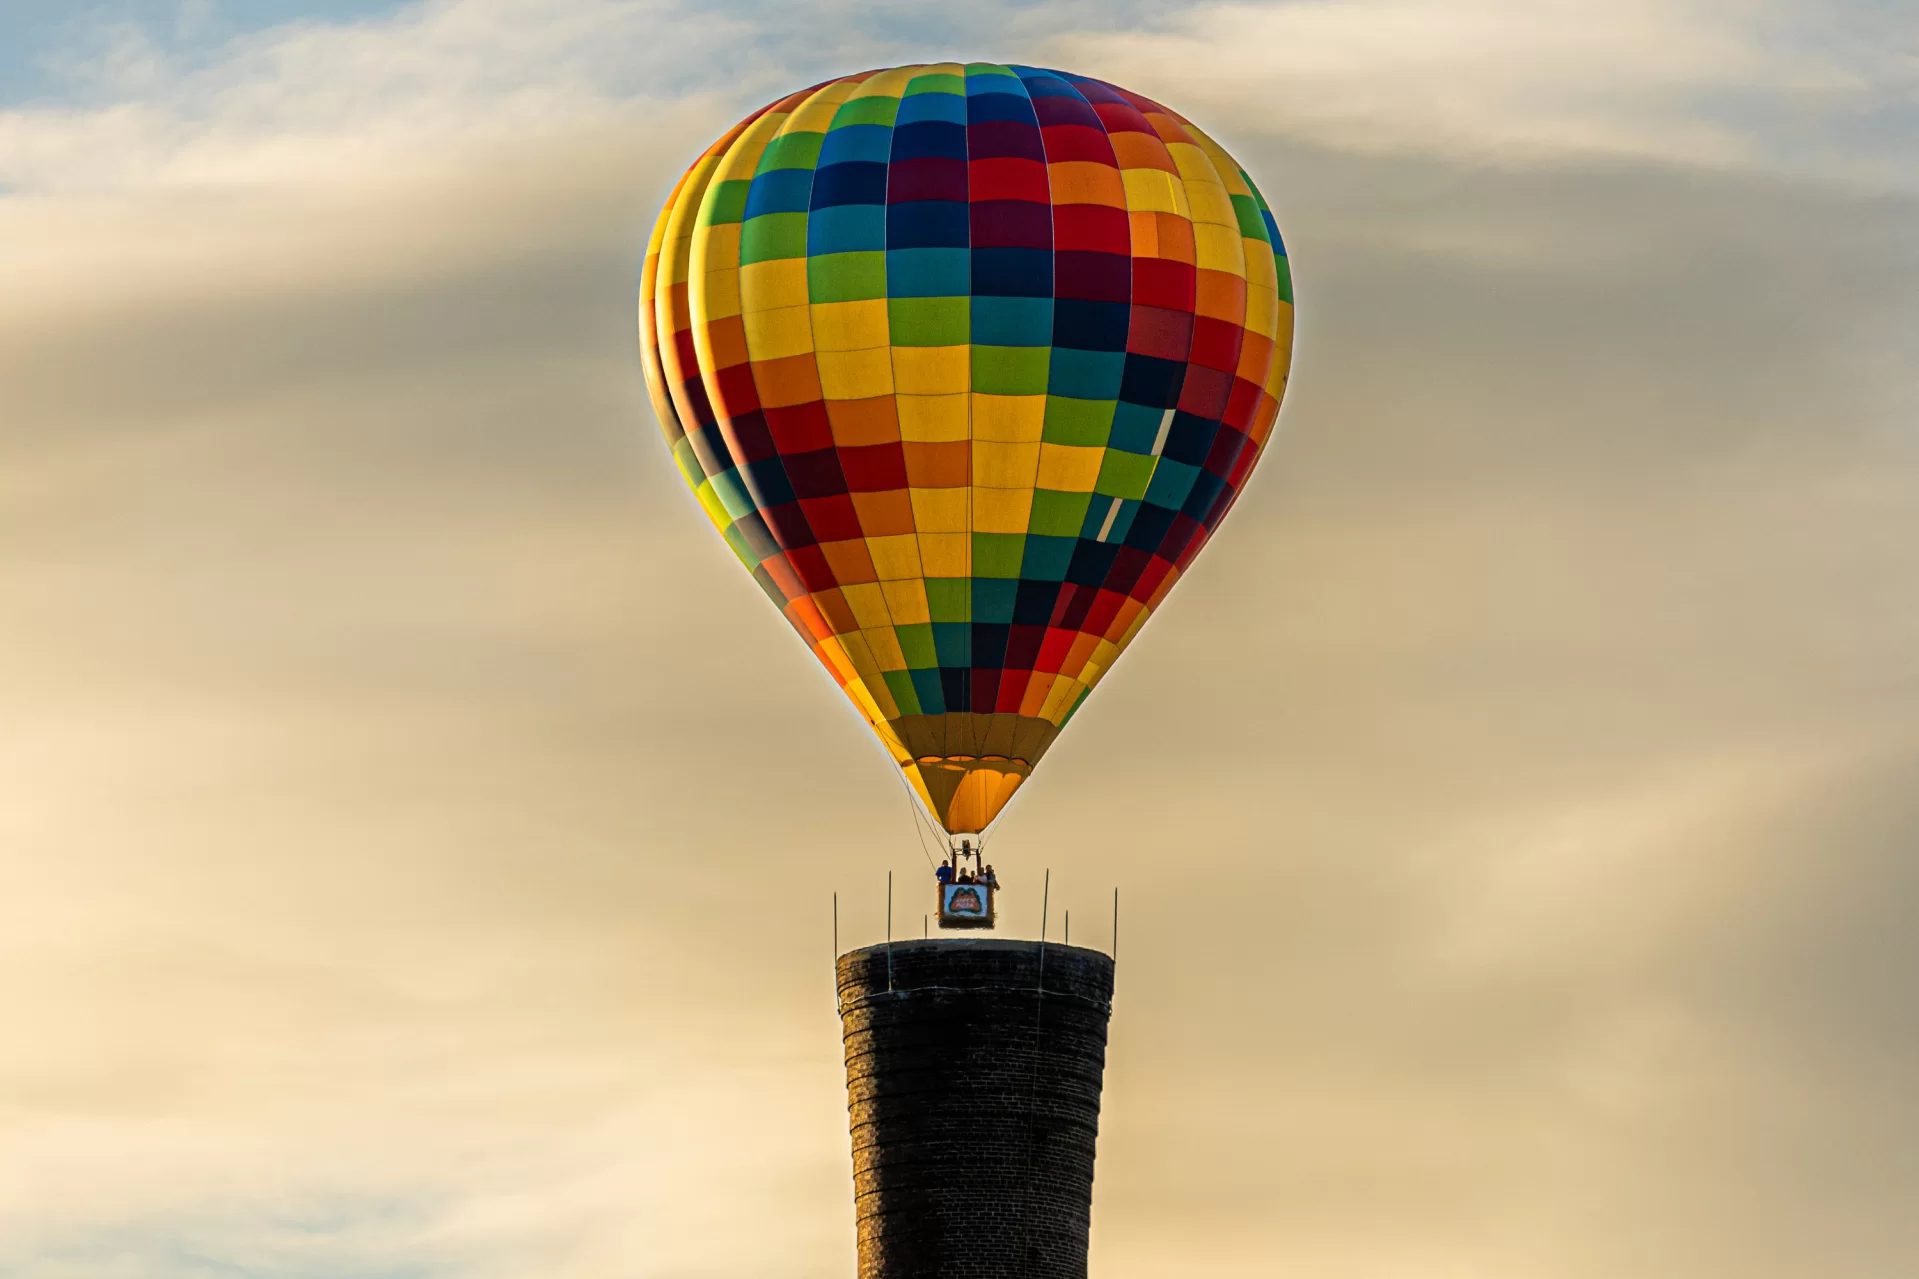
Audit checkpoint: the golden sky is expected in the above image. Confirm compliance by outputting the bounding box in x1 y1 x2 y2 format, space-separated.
3 2 1917 1276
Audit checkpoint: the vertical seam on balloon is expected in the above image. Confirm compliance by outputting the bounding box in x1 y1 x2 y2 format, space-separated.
882 67 939 761
640 154 702 450
907 63 967 767
673 93 820 565
957 63 977 755
1028 68 1103 732
1039 78 1170 710
651 155 715 464
654 98 793 505
1216 157 1278 537
845 68 922 763
683 106 793 574
826 67 940 823
692 92 850 709
656 147 741 541
1236 166 1292 473
1093 92 1258 697
961 62 998 765
1096 78 1207 537
1054 72 1190 712
1210 167 1291 544
1005 65 1065 734
1155 114 1258 564
643 98 786 464
747 78 903 734
1117 94 1205 493
828 72 944 801
838 70 921 777
801 78 906 736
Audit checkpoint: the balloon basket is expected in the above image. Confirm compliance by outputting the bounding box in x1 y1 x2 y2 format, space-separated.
936 881 996 930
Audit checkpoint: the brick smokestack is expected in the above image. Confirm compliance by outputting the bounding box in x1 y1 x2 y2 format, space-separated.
836 938 1117 1279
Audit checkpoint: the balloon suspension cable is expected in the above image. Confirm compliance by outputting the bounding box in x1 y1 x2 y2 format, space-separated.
889 764 942 871
972 780 1029 857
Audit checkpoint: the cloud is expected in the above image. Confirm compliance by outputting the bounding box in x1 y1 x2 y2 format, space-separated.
0 0 734 189
0 0 1910 193
1065 0 1833 164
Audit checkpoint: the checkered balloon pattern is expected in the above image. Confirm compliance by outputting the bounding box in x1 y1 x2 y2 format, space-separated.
640 64 1293 834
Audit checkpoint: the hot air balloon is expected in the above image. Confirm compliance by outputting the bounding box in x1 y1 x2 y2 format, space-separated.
638 63 1292 846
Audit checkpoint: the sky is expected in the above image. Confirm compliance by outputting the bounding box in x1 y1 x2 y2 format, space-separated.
2 2 1917 1277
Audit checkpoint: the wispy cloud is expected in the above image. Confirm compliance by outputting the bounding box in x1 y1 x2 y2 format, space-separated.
1068 0 1877 166
0 0 1910 192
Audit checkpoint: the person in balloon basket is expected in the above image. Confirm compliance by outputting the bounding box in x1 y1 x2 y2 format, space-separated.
933 860 997 886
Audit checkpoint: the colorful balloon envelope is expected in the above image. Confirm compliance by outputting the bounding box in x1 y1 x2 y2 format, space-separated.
640 63 1293 835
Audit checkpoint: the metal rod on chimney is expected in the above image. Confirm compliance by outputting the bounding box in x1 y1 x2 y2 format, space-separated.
1041 869 1050 943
